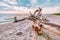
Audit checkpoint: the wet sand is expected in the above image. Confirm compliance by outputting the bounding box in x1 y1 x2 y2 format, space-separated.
46 14 60 25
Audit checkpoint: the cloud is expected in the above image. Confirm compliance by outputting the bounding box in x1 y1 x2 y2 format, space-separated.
0 10 25 14
42 6 60 14
30 0 38 7
0 1 9 7
0 6 30 14
0 0 60 14
0 6 60 14
46 0 51 2
31 0 38 3
8 6 29 11
0 0 30 14
0 10 29 14
4 0 18 5
0 0 31 10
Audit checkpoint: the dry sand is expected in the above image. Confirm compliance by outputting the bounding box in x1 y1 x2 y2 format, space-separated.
0 15 60 40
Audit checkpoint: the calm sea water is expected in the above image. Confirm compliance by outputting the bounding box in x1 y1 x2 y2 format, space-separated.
0 14 28 24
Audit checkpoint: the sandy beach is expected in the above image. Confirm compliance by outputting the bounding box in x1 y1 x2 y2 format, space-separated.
0 15 60 40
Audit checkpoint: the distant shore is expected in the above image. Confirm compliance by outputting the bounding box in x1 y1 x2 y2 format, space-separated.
53 13 60 16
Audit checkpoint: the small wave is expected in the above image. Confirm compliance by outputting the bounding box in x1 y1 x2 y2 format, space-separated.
0 14 28 24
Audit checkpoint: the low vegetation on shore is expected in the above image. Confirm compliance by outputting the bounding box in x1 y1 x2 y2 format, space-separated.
53 13 60 16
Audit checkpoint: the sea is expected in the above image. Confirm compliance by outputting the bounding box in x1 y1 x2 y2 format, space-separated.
0 14 28 24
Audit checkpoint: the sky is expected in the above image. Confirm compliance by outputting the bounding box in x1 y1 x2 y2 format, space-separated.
0 0 60 14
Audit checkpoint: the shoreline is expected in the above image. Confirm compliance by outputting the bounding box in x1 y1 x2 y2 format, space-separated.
0 20 60 40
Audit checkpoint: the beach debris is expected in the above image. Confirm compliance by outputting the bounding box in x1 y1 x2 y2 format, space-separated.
14 17 18 22
13 16 26 23
13 7 49 38
13 7 49 23
16 32 22 36
11 7 60 40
